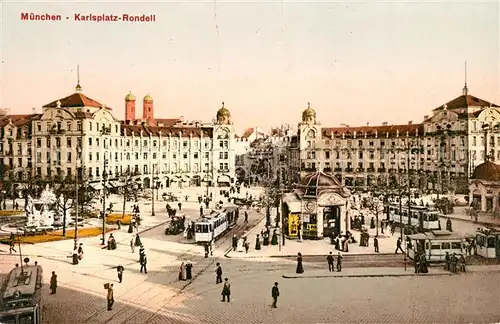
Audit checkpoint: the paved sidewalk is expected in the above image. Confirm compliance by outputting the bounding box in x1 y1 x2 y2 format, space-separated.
440 206 500 228
226 213 400 258
283 267 452 278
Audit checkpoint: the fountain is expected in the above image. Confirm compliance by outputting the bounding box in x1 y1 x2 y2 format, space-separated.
25 185 59 229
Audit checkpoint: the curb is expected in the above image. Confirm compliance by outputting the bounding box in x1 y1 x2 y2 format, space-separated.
225 252 403 259
282 272 454 279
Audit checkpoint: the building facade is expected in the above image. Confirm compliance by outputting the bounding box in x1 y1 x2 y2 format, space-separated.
290 84 500 193
0 84 237 190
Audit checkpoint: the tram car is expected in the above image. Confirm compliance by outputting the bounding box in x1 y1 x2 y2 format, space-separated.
407 231 465 262
386 204 440 231
194 207 238 243
0 264 44 324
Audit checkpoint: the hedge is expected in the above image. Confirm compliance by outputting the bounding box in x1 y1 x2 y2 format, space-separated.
0 210 24 217
0 227 114 244
105 213 132 225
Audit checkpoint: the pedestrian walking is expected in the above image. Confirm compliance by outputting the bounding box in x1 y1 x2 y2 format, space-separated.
395 238 404 254
244 241 250 253
117 265 124 283
374 237 379 253
271 282 279 308
140 254 148 274
232 235 238 251
296 252 304 274
130 237 135 253
336 252 342 272
244 211 248 223
200 205 203 217
221 278 231 302
78 243 84 261
106 283 114 311
445 252 450 271
9 239 17 254
216 262 223 284
179 262 186 281
326 252 334 272
178 202 182 211
50 271 57 294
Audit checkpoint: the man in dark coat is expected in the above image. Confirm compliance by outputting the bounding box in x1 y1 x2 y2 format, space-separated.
117 265 124 283
221 278 231 302
395 238 404 254
50 271 57 294
336 252 342 272
140 255 148 274
271 282 280 308
216 262 223 284
374 237 379 253
326 252 334 272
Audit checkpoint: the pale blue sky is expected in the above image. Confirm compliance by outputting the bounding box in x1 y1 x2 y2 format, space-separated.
1 0 499 133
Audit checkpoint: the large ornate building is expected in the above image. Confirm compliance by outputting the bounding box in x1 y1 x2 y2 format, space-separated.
290 83 500 193
0 83 237 190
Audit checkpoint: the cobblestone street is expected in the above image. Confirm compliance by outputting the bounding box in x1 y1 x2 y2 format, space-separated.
39 258 500 324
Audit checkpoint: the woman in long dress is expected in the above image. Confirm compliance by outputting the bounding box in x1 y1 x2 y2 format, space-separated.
296 252 304 274
179 262 186 281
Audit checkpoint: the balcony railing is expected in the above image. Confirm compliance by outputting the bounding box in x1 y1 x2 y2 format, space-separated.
357 168 365 172
367 168 375 172
345 168 353 172
323 167 332 172
378 168 386 172
334 167 342 172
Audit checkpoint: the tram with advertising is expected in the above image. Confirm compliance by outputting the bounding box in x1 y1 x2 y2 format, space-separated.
194 206 238 243
0 264 43 324
386 204 440 231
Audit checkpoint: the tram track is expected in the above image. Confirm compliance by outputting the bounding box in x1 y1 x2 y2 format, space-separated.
123 214 264 324
81 210 263 324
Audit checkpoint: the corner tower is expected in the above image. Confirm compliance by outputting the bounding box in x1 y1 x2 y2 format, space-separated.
125 91 136 121
143 94 154 120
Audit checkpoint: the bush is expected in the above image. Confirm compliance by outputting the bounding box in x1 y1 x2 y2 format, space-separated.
106 213 132 225
0 227 114 244
0 210 24 217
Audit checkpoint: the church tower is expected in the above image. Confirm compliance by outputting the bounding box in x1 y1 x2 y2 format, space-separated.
125 91 136 121
143 94 154 120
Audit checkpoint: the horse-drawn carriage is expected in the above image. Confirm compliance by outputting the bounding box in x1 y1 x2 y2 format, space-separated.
165 216 185 235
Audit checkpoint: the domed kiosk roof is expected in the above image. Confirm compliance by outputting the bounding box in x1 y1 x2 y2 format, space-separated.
472 161 500 182
297 171 350 198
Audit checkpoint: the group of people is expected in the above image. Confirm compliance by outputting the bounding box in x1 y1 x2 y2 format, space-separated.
330 232 354 252
445 252 466 273
72 243 84 265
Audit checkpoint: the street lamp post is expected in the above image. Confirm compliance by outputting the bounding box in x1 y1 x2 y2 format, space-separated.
151 164 155 216
74 149 81 248
101 161 108 245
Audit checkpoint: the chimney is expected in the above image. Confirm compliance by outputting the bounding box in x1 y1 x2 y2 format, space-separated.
408 121 413 125
424 115 429 120
382 122 388 126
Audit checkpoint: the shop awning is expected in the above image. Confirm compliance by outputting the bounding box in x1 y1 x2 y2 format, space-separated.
286 201 302 213
89 183 103 190
217 175 230 183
